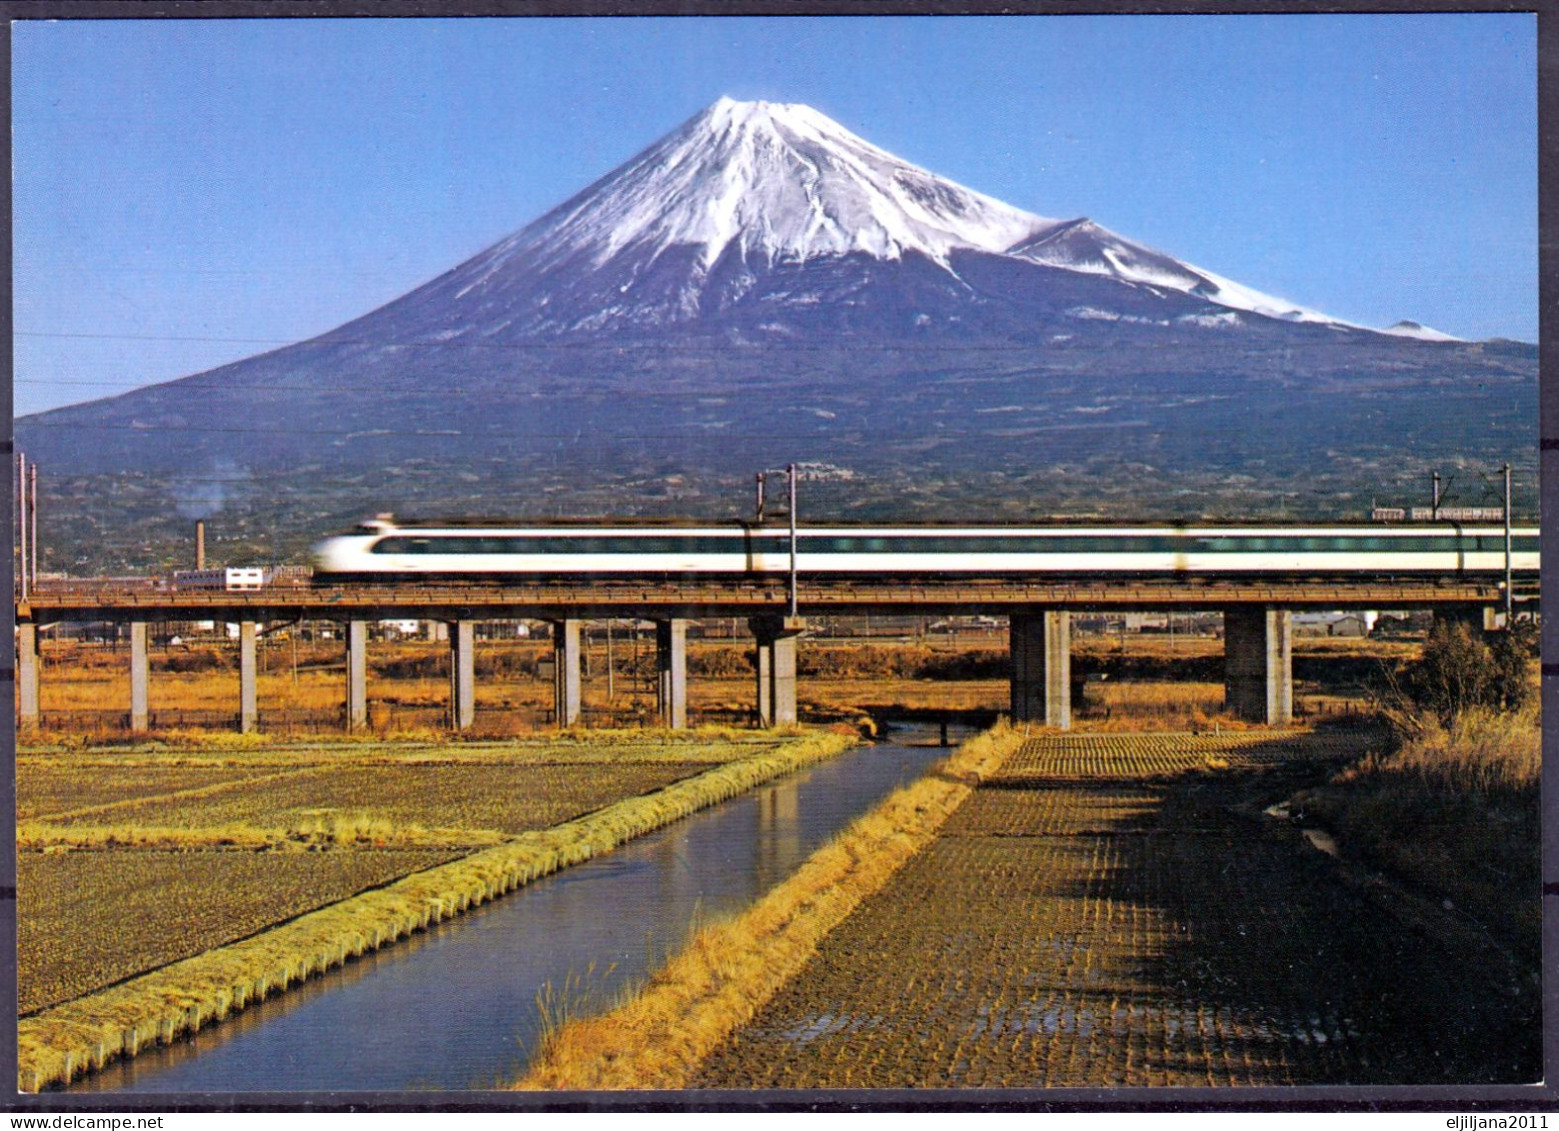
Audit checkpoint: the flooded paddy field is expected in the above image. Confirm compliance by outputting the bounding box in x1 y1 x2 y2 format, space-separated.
695 730 1539 1088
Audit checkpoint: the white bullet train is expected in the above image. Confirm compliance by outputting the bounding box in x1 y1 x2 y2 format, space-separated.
311 516 1540 582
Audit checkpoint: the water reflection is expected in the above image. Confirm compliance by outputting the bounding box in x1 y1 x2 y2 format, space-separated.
73 728 960 1094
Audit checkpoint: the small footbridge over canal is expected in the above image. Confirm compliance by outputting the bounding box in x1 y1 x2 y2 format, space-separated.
16 523 1537 734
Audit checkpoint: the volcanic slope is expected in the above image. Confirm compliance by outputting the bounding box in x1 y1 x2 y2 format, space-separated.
18 98 1535 574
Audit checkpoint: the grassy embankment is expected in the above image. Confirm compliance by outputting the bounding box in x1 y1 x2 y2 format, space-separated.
17 729 856 1092
516 722 1029 1091
1291 700 1541 969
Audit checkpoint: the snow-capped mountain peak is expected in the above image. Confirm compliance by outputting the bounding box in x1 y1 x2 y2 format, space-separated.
384 97 1442 340
491 98 1058 274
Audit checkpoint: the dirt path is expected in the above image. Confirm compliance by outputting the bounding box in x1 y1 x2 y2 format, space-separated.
694 730 1538 1088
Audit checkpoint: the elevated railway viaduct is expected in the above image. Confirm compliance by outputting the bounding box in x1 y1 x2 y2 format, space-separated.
14 575 1521 733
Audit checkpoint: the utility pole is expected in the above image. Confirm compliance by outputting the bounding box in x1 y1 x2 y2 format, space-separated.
788 462 799 620
1432 470 1442 521
30 462 38 589
16 453 28 601
1503 462 1513 627
754 464 800 617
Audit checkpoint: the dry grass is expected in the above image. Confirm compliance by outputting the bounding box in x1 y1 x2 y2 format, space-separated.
17 814 507 852
1077 680 1231 730
1292 700 1540 969
515 722 1027 1091
16 729 855 1091
1353 703 1540 792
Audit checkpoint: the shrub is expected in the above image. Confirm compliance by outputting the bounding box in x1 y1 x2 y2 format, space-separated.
1399 621 1535 725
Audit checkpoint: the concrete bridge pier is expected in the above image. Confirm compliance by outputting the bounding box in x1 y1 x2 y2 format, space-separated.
17 621 39 727
449 620 476 731
239 621 258 733
656 618 689 729
750 616 804 728
345 620 369 732
551 619 582 726
1224 607 1292 724
130 621 149 732
1010 609 1072 729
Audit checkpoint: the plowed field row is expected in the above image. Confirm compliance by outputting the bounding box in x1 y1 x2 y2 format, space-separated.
694 731 1537 1088
18 767 276 821
991 731 1376 783
18 849 458 1015
43 763 705 837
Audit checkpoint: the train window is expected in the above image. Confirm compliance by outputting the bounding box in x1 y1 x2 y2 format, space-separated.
373 536 429 554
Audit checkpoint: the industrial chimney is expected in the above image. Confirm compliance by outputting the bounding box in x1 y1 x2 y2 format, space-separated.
196 520 206 570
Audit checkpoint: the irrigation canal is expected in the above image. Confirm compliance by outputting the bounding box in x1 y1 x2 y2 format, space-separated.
71 726 965 1093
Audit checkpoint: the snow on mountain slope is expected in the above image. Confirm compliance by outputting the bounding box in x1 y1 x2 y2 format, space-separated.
1006 217 1343 326
479 97 1058 276
362 97 1420 340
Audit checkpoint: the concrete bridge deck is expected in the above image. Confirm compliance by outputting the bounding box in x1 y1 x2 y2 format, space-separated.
15 576 1513 621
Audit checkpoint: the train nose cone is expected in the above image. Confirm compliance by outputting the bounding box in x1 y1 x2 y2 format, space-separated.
311 537 354 572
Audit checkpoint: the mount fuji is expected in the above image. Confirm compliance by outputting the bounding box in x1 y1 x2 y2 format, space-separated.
17 98 1536 573
337 97 1349 343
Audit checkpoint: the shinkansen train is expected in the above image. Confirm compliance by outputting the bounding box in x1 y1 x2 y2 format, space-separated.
311 517 1541 582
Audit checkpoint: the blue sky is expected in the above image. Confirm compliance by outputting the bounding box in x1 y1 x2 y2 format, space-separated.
14 13 1538 417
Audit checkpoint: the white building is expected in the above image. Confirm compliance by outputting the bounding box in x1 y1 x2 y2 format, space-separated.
173 567 270 591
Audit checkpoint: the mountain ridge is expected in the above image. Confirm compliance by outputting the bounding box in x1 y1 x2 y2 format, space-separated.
14 97 1535 573
298 97 1381 345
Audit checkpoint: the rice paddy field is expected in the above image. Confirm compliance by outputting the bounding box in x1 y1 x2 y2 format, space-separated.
18 849 458 1015
691 730 1541 1088
16 735 781 1020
